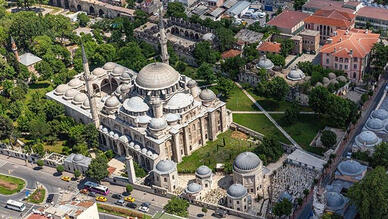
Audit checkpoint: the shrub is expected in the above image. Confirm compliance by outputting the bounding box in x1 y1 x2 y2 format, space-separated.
74 170 81 179
202 207 208 213
37 160 44 167
56 165 64 173
321 130 337 148
126 184 133 194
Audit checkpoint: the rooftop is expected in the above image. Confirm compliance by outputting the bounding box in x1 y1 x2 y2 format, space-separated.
299 29 320 37
221 49 242 59
226 1 250 16
267 10 310 30
234 29 263 44
287 149 326 171
223 0 238 9
19 53 42 66
257 42 281 53
304 9 355 28
302 0 355 14
357 6 388 21
320 29 380 58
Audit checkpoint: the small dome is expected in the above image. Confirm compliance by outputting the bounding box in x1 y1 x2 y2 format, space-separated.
199 89 216 102
365 118 384 130
155 160 176 174
82 99 90 109
227 184 247 199
355 131 380 147
103 62 116 71
120 72 131 81
115 86 123 95
119 135 129 143
72 93 88 104
137 115 151 124
315 82 323 87
135 62 180 90
113 133 119 139
147 151 153 157
105 96 120 108
148 117 167 131
202 33 215 41
129 142 135 148
120 84 131 93
92 67 106 77
102 127 109 133
64 89 79 100
166 93 194 110
185 183 202 194
371 109 388 120
196 165 212 177
112 66 125 77
234 152 261 172
68 78 83 88
323 77 330 84
257 55 274 70
187 80 197 88
141 148 147 154
123 96 149 113
330 79 339 85
326 192 346 211
134 144 141 150
73 154 85 162
337 75 347 82
337 160 365 176
54 84 69 96
328 72 336 80
166 113 180 123
287 68 305 81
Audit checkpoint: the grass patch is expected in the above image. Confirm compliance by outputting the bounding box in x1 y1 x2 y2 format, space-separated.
97 203 150 219
232 114 289 144
0 174 26 195
27 187 46 204
177 130 256 173
225 87 259 111
43 141 65 154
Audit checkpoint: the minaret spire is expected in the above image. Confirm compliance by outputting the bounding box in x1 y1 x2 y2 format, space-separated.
159 4 169 65
82 44 100 128
10 36 20 62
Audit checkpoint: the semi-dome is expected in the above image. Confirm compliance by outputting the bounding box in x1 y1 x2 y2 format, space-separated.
120 84 131 93
92 67 106 77
328 72 336 80
287 68 305 81
365 118 384 130
155 160 176 174
81 99 90 109
199 89 216 102
137 115 151 124
122 96 149 113
64 89 79 100
54 84 69 96
196 165 212 177
187 79 197 88
135 62 180 90
112 66 125 77
120 72 131 81
227 184 247 199
72 93 88 105
355 131 380 147
326 192 346 211
257 55 274 70
73 154 85 162
68 78 83 88
166 113 180 123
185 183 202 194
166 93 194 110
337 160 365 176
103 62 116 71
105 96 120 108
371 109 388 120
234 152 261 172
148 117 167 131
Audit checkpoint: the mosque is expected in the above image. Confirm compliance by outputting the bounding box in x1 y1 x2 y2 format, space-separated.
46 6 232 171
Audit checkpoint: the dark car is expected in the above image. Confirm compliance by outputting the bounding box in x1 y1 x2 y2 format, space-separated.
46 194 54 204
126 202 137 209
88 192 96 197
141 202 151 207
214 209 227 218
112 194 123 199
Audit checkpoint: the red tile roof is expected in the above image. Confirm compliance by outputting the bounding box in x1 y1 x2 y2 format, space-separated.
303 0 355 14
221 49 242 59
267 10 310 29
304 9 355 28
320 29 380 58
357 6 388 21
257 42 281 54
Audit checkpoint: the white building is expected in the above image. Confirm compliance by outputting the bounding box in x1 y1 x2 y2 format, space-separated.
64 153 92 175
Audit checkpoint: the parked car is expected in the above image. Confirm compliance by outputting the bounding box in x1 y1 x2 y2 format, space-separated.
141 202 151 207
346 152 352 159
88 192 96 197
80 189 88 194
126 202 137 209
124 196 135 203
112 194 123 199
96 196 107 202
46 194 54 204
138 206 149 213
214 209 227 218
61 176 71 182
115 199 125 206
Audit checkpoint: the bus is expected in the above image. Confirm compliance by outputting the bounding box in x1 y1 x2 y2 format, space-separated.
5 200 26 212
83 181 109 195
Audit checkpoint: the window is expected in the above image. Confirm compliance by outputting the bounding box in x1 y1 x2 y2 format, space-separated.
335 63 338 69
353 72 357 78
335 57 338 61
345 58 349 62
164 178 167 182
237 201 239 204
354 57 358 62
354 64 357 69
344 65 348 70
339 64 343 70
326 59 329 64
172 175 175 180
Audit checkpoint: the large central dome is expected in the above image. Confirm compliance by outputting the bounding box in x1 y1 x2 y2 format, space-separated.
135 62 180 90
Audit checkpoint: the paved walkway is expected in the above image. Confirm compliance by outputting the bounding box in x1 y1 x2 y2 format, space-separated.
232 111 316 114
235 82 302 149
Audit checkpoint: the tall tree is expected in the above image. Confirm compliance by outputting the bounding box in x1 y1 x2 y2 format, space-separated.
273 198 293 217
308 86 330 114
163 197 190 217
320 130 337 148
193 41 220 65
166 2 186 19
215 27 236 52
266 76 289 101
86 155 109 182
197 63 216 85
0 115 13 140
371 142 388 169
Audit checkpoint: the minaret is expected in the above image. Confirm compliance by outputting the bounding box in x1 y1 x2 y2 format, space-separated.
10 36 20 62
82 45 100 128
159 4 169 65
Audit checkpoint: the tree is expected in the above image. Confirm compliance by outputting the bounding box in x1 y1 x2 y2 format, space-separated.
44 100 65 121
0 115 13 140
193 41 220 65
74 169 81 179
294 0 307 10
32 143 45 157
273 199 292 217
254 136 284 164
86 155 109 182
283 103 300 125
308 86 330 114
36 160 44 168
347 166 388 219
267 53 285 67
243 43 259 62
279 38 295 57
56 165 64 174
78 13 90 27
370 42 388 78
320 130 337 148
371 142 388 169
215 27 236 52
83 124 99 149
166 2 187 19
215 77 236 98
197 63 216 85
126 184 133 194
266 77 289 101
163 196 190 217
202 207 208 213
221 56 245 79
117 42 147 71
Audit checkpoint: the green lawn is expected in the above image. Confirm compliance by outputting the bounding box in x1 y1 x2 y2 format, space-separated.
97 203 151 219
43 141 65 154
177 130 256 173
225 87 259 111
27 187 46 204
232 114 290 144
0 174 25 195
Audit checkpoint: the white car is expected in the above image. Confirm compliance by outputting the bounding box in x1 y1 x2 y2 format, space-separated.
138 206 149 213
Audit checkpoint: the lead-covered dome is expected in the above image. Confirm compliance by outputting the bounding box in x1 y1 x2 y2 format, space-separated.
122 96 149 113
199 89 216 102
227 184 247 199
155 160 176 174
105 96 120 108
72 93 88 105
112 66 125 77
166 93 194 110
355 131 381 147
365 118 384 131
73 154 85 162
337 160 365 176
64 89 79 100
234 152 261 172
371 109 388 120
326 192 346 211
103 62 116 71
68 78 83 88
287 68 305 81
185 183 202 194
135 63 180 90
257 55 274 70
196 165 212 177
54 84 69 96
148 117 167 131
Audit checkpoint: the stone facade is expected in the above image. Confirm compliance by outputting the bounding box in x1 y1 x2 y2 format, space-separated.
153 160 179 192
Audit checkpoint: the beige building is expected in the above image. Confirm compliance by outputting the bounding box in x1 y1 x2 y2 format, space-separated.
153 160 178 192
299 29 320 53
226 183 250 212
27 200 99 219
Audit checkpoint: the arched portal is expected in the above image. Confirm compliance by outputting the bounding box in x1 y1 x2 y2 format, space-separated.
119 143 125 156
89 6 95 15
77 4 82 11
99 9 104 17
64 0 69 9
70 5 76 11
101 79 110 94
110 78 119 92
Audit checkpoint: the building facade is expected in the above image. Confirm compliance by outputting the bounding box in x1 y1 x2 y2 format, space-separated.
299 29 320 53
